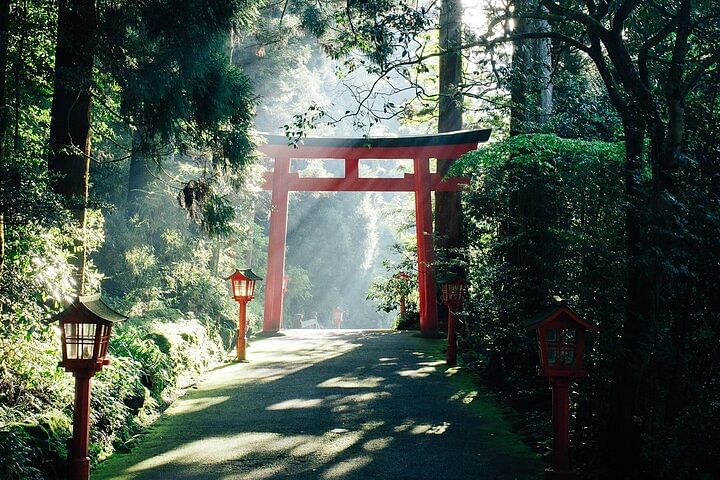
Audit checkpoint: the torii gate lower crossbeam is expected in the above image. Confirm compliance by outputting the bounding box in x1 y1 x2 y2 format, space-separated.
258 129 491 336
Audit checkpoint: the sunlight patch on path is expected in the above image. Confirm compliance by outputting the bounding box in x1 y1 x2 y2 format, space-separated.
93 330 542 480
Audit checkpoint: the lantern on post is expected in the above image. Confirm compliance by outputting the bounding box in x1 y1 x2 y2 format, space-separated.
526 298 598 480
394 272 411 315
228 268 262 361
440 277 467 367
55 294 127 480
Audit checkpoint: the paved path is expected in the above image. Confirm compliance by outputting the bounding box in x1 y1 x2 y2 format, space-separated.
94 330 541 480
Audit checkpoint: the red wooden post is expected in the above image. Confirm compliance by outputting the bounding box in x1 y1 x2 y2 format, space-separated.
263 156 291 332
547 377 575 480
447 310 457 366
528 301 599 480
56 295 125 480
345 157 359 180
440 278 465 366
237 299 248 360
413 156 438 336
67 371 92 480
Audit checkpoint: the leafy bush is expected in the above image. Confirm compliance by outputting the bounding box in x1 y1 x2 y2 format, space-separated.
452 134 625 390
0 413 72 480
453 133 720 478
393 311 419 330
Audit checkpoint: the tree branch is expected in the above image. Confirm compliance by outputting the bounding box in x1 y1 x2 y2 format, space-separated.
638 16 678 87
612 0 642 34
683 51 720 95
541 0 608 33
587 32 626 113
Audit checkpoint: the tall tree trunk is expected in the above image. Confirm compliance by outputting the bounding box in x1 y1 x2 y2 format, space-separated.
530 10 552 125
506 0 554 313
212 240 222 276
48 0 97 295
511 0 552 132
435 0 463 264
602 115 653 479
510 0 529 136
126 128 152 218
0 0 11 273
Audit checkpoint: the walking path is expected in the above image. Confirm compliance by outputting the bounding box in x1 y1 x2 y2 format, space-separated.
94 330 541 479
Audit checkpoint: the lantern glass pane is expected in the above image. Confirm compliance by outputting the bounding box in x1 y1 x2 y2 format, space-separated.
232 277 256 299
442 282 465 306
545 328 576 367
64 322 97 360
98 324 111 359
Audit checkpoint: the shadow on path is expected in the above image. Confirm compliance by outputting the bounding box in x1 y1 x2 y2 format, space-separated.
94 330 541 480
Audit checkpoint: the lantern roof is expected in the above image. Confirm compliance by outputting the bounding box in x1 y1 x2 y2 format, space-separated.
54 294 128 324
525 297 599 331
438 275 466 284
227 268 263 281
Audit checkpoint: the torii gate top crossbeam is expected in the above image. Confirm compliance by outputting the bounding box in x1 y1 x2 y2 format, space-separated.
257 129 491 160
258 129 491 192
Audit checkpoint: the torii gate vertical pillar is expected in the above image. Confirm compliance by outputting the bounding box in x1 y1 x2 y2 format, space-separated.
263 156 290 332
414 157 439 336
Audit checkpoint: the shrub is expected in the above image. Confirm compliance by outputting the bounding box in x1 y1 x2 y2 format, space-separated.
0 413 72 480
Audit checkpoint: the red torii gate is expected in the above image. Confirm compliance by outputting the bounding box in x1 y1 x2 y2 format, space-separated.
257 129 491 336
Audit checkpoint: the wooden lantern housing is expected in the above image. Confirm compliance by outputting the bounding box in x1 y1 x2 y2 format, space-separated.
228 268 263 302
440 277 467 310
526 300 598 378
56 294 127 373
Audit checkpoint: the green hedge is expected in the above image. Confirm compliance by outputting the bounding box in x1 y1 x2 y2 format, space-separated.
0 309 224 479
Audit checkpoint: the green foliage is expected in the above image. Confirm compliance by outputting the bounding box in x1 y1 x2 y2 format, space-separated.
455 132 626 428
0 426 43 480
456 133 720 478
0 413 71 480
393 311 419 331
366 243 418 315
98 0 258 171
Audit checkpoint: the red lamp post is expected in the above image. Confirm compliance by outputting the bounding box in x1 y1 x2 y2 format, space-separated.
394 272 411 315
228 268 262 361
527 299 598 480
440 277 467 367
56 294 126 480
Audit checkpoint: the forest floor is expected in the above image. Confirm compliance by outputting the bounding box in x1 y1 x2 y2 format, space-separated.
93 329 542 480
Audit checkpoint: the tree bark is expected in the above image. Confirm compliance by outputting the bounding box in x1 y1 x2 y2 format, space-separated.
48 0 97 295
126 128 152 218
505 0 555 313
511 0 552 132
510 0 529 135
530 9 552 124
602 117 652 478
435 0 463 264
0 0 11 273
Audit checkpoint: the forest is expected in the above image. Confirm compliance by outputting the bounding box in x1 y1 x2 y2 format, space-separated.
0 0 719 479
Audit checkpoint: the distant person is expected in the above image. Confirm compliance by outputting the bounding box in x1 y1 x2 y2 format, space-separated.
332 307 344 329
